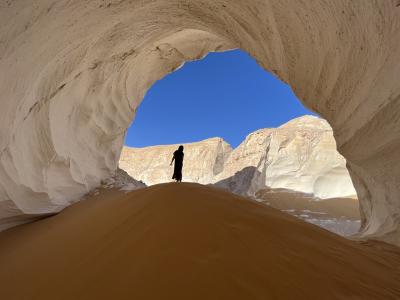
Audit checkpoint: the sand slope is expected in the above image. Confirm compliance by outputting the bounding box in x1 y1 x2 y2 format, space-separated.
0 183 399 300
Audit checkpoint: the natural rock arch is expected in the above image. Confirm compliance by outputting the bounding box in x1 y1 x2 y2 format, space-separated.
0 1 399 244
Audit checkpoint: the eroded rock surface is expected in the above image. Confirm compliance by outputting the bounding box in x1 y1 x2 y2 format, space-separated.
121 116 357 199
120 138 232 185
0 1 399 244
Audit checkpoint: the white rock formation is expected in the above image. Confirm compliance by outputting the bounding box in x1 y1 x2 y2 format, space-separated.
101 168 146 192
0 1 399 244
120 138 232 185
220 116 358 198
120 116 357 199
213 116 357 198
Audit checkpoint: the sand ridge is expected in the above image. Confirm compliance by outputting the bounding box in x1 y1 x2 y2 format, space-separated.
0 183 399 299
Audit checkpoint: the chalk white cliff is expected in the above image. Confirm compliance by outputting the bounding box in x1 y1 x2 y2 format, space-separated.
120 138 232 185
120 116 357 199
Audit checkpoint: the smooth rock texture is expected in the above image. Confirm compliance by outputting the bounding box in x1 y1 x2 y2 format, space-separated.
0 1 400 244
120 116 357 199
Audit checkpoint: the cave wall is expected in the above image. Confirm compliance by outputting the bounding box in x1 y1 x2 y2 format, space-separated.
0 0 399 244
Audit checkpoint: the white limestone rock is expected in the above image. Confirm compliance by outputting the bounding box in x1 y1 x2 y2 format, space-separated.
120 116 357 199
120 138 232 185
101 168 146 192
0 0 399 244
214 116 357 198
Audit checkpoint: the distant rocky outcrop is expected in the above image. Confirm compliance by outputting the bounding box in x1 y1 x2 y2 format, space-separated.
120 138 232 185
120 116 357 199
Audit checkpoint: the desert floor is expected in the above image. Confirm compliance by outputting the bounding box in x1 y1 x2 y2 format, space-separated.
256 188 360 236
0 183 399 300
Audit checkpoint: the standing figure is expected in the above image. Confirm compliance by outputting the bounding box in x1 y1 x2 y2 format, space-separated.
170 145 184 182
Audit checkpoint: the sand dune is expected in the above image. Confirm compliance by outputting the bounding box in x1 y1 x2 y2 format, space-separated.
0 183 399 300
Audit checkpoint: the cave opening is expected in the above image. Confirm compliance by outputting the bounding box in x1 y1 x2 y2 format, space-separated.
119 49 360 236
1 2 398 245
124 49 317 148
1 4 400 296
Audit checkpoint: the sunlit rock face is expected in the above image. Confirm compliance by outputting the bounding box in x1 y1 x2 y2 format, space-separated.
0 1 400 244
214 116 357 198
120 116 357 199
120 138 232 185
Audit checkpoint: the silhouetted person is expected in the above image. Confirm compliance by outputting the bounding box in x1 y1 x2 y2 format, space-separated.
170 145 184 182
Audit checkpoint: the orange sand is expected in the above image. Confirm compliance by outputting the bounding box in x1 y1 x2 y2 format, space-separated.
0 183 399 299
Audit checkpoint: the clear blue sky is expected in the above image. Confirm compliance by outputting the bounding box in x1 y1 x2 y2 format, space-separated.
125 49 316 148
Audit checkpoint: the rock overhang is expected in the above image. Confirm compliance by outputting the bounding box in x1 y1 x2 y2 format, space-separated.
0 0 399 244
